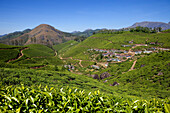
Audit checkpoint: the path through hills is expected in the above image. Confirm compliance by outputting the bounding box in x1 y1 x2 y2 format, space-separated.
79 60 83 67
7 47 29 63
128 60 137 71
55 51 57 56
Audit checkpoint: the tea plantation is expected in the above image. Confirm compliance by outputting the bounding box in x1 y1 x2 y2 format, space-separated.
0 31 170 112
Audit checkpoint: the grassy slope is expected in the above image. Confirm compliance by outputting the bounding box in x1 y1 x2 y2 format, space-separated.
62 32 170 59
0 49 19 62
0 31 170 100
23 44 55 57
0 68 124 97
102 52 170 99
58 32 170 99
0 43 16 48
0 43 63 69
52 40 78 54
0 51 169 99
0 43 22 62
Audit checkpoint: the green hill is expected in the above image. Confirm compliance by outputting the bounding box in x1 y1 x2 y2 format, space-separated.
52 40 78 55
61 32 170 60
51 31 170 99
0 29 31 41
0 43 63 70
97 52 170 99
72 29 101 37
0 51 169 99
0 30 169 106
23 44 55 57
0 43 17 49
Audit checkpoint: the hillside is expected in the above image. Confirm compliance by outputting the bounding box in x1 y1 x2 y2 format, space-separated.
53 40 79 55
0 24 78 46
0 43 169 99
97 52 170 98
51 31 170 99
129 21 170 30
61 31 170 59
0 29 31 41
72 29 101 38
0 31 169 112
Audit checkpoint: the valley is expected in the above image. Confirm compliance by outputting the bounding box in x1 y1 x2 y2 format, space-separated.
0 25 170 112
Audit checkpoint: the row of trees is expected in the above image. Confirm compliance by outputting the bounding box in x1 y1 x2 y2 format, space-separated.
130 26 162 33
92 27 163 35
95 29 124 34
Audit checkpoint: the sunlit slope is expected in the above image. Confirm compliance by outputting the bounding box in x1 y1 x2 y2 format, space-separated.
102 52 170 98
0 68 119 96
52 40 78 54
23 44 55 57
0 44 23 62
62 32 170 59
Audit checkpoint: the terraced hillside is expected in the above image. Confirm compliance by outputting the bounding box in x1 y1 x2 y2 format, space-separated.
0 44 63 69
0 24 78 46
0 44 24 62
53 40 78 55
23 44 55 57
51 31 170 99
61 31 170 60
96 52 170 98
0 30 169 109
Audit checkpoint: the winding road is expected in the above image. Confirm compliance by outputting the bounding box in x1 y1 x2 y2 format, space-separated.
7 47 29 63
79 60 83 67
128 60 137 71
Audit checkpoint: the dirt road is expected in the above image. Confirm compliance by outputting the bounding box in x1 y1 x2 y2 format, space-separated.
7 47 29 63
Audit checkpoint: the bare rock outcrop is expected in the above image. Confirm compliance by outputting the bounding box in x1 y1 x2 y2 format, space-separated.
110 82 119 86
100 72 111 79
90 74 99 79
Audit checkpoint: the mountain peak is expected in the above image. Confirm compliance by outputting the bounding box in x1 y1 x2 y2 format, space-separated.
34 24 57 31
129 21 170 30
0 24 77 46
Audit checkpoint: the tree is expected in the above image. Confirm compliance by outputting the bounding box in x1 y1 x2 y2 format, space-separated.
31 37 33 42
158 27 162 32
15 40 18 45
152 27 157 33
34 37 36 43
11 40 15 45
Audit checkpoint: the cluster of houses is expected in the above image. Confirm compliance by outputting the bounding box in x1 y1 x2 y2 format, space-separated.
157 48 170 51
64 65 75 71
149 42 163 45
91 65 100 70
88 48 128 54
88 43 169 70
133 47 169 54
122 44 148 47
88 48 132 61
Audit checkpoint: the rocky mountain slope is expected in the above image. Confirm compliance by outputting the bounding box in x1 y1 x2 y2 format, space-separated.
0 29 31 40
129 21 170 30
72 29 101 37
0 24 77 46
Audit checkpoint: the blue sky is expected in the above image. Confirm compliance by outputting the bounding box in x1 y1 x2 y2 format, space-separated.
0 0 170 35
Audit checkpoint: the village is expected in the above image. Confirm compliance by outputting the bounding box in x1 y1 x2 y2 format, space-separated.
61 40 170 72
87 42 170 70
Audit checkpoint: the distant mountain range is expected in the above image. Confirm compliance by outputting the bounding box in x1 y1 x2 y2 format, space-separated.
71 29 101 37
0 34 7 37
0 24 77 46
0 21 170 46
128 21 170 30
72 21 170 37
